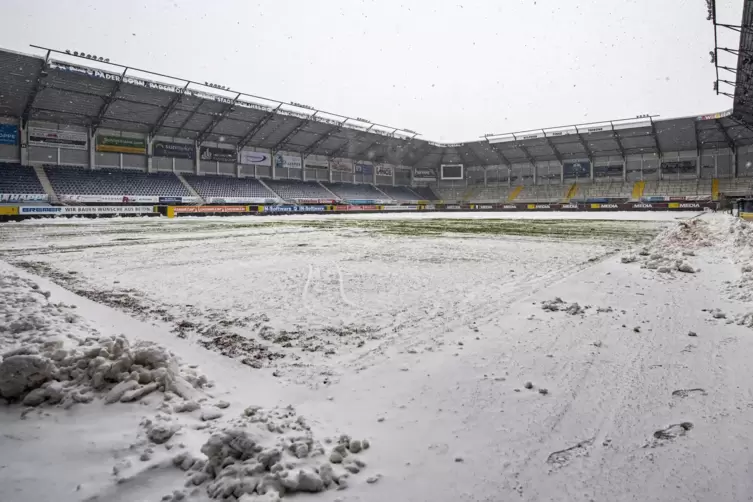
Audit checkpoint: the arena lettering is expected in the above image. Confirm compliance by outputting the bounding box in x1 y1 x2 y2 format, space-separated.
633 203 653 209
679 203 700 208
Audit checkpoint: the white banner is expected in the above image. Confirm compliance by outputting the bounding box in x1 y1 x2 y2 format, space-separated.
60 194 201 204
206 196 278 204
376 164 393 176
304 158 329 169
239 150 272 166
330 158 353 173
19 206 156 215
28 127 88 150
0 193 49 202
60 194 158 203
274 153 302 170
383 205 417 211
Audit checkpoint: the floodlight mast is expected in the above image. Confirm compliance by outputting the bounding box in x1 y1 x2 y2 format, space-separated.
707 0 753 99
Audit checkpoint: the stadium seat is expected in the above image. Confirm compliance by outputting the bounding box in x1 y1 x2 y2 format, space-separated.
322 182 387 200
43 165 190 197
183 174 277 199
264 179 338 200
0 163 46 195
376 185 422 201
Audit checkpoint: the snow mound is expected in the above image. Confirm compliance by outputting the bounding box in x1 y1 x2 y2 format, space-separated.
621 218 708 276
541 298 585 315
162 407 372 500
0 271 208 406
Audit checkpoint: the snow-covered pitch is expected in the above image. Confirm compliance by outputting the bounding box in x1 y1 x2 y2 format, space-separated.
2 210 753 502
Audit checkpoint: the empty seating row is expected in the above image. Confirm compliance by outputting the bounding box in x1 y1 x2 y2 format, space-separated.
322 182 386 200
183 174 277 199
377 185 421 201
44 166 189 196
0 163 45 195
263 179 337 200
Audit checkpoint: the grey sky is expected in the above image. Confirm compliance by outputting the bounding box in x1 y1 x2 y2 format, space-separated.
0 0 742 143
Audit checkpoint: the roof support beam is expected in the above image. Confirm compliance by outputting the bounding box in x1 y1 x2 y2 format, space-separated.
328 125 375 158
270 112 318 152
488 143 512 167
715 118 736 152
175 99 205 138
21 50 51 128
237 104 282 150
694 118 702 154
150 82 190 137
91 67 128 135
609 126 626 159
542 130 564 164
647 119 662 157
195 92 242 145
462 145 488 167
573 126 594 162
409 145 434 167
302 119 348 157
515 142 537 168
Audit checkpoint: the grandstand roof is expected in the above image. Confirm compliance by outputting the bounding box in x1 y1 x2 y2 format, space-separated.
1 46 750 170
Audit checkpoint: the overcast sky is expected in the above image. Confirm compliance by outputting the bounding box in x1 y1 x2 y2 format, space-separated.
0 0 743 142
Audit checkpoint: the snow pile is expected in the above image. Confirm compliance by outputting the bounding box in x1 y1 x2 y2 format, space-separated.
157 405 373 501
0 272 208 407
0 269 376 500
541 297 585 315
620 218 707 275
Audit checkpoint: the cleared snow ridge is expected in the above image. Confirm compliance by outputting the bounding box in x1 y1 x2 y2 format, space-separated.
0 270 373 501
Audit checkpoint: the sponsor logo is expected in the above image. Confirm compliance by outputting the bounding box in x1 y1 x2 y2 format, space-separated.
0 194 49 202
535 204 551 209
633 203 653 209
447 205 462 210
561 204 578 209
20 207 62 213
159 197 183 204
502 204 517 209
679 203 700 209
173 205 248 214
474 205 492 209
240 151 271 166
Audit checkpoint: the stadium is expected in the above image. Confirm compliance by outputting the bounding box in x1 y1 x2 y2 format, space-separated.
4 1 753 502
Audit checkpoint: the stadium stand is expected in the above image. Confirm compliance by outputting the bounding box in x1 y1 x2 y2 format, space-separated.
43 166 190 197
412 186 440 200
515 185 567 203
0 163 46 196
469 185 514 202
264 179 338 201
642 180 713 199
322 182 387 200
377 185 421 201
576 181 634 201
717 178 753 197
183 174 277 200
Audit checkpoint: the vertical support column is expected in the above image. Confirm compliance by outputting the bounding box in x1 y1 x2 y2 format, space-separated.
697 147 702 179
328 160 333 183
590 159 595 183
622 158 627 182
301 153 306 181
147 136 154 173
532 163 537 185
714 148 719 178
19 119 29 166
484 167 487 187
119 153 123 169
372 163 377 185
732 148 738 178
560 161 564 185
271 151 277 180
88 127 95 169
392 166 396 186
172 158 176 173
194 142 200 175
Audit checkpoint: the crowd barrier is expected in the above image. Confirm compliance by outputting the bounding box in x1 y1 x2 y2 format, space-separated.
0 201 719 221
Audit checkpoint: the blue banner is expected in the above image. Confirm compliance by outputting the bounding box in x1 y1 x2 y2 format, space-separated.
0 124 18 145
563 160 590 179
159 196 183 204
345 199 377 205
354 163 373 175
262 205 326 213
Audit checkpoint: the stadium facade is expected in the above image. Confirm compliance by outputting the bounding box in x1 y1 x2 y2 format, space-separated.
1 1 753 213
